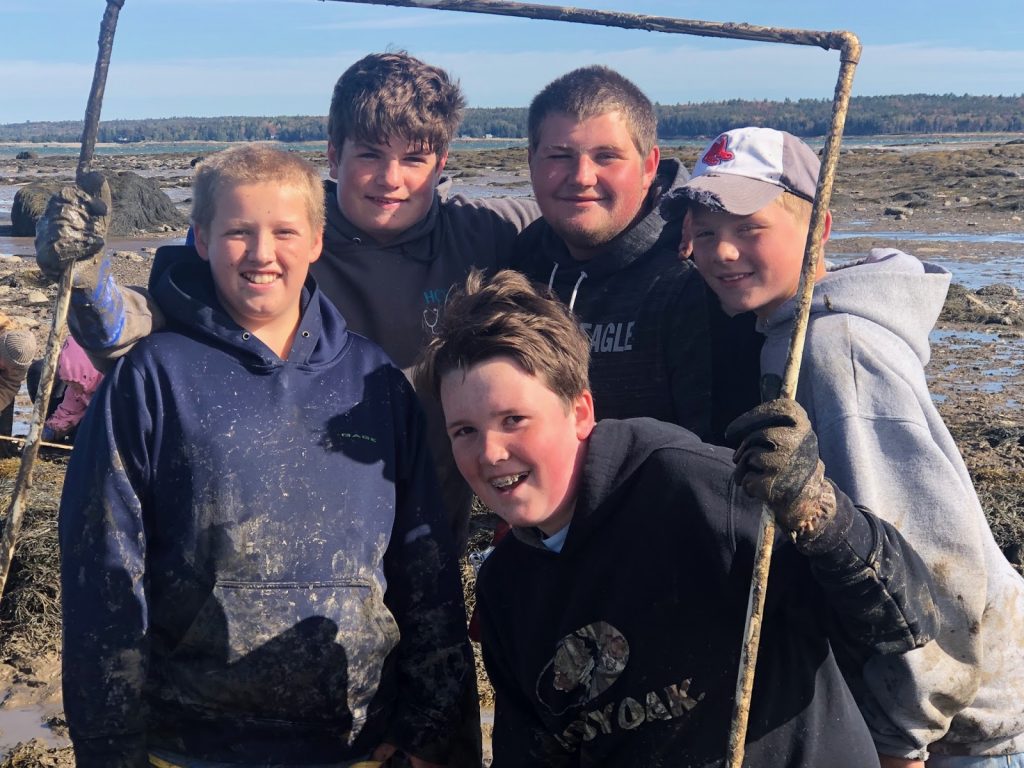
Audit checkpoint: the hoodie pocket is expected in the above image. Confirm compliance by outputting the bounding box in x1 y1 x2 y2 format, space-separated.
163 578 400 725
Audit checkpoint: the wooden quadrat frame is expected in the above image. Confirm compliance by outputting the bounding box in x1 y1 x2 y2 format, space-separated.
319 2 862 765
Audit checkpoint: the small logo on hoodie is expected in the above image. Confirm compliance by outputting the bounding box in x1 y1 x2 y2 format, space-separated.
423 285 455 336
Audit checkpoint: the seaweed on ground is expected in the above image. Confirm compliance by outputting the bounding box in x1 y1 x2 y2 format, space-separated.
0 738 74 768
0 456 67 660
973 465 1024 575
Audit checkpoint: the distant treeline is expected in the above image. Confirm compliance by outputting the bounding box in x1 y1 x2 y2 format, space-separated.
4 94 1023 143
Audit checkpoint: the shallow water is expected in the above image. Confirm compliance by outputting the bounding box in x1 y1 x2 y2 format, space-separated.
831 230 1024 244
928 328 1024 401
0 706 68 753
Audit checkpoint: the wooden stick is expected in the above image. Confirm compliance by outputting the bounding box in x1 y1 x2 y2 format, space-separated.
319 0 854 51
724 33 862 768
0 0 125 603
0 434 74 452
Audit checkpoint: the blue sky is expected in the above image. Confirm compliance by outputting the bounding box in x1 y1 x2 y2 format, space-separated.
4 0 1023 123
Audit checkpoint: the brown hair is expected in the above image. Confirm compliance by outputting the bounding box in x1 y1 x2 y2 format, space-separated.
190 144 326 235
528 65 657 156
418 269 591 407
327 51 466 157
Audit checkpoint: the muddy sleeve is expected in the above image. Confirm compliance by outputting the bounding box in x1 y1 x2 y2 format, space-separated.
68 265 165 371
812 413 990 760
380 369 472 764
59 358 154 768
794 482 939 654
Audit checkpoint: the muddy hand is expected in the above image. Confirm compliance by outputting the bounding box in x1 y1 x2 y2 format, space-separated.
724 398 836 540
34 171 112 283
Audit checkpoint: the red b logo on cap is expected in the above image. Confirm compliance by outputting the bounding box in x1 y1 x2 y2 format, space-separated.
702 135 734 166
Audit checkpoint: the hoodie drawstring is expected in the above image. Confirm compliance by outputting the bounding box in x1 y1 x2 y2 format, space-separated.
548 263 588 311
569 272 588 312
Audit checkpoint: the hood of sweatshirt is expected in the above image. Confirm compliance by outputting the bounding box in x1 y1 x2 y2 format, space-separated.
322 178 454 265
514 417 713 551
151 245 351 374
759 248 951 366
519 158 690 286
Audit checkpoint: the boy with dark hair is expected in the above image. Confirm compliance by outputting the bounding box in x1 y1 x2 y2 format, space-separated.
36 50 540 550
516 65 762 440
418 268 938 768
60 145 469 768
681 126 1024 767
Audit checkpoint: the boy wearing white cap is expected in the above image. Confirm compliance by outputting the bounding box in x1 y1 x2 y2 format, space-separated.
680 126 1024 768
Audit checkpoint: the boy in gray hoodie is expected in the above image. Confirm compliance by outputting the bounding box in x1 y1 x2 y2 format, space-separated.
679 125 1024 768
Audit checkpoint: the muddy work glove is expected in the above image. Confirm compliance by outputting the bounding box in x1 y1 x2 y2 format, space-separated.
34 172 125 349
35 171 112 284
724 398 837 541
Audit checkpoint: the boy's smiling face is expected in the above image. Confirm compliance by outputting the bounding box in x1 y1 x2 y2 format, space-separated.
441 356 595 536
195 181 322 348
529 110 659 261
329 136 446 244
688 199 829 318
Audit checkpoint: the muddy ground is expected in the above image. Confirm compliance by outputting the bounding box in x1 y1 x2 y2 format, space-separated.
0 138 1022 763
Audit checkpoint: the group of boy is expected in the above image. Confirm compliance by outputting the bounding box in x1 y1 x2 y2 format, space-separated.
36 48 1024 768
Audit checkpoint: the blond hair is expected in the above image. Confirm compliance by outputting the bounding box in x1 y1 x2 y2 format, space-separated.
776 191 813 224
191 144 325 235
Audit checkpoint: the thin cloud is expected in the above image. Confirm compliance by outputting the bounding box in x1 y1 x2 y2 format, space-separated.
4 41 1023 123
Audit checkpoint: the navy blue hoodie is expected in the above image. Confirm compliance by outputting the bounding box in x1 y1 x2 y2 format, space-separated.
59 251 470 767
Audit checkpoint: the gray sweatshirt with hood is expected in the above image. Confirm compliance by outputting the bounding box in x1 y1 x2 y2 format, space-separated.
759 248 1024 760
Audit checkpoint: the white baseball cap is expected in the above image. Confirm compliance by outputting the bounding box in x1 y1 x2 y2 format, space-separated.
680 127 821 215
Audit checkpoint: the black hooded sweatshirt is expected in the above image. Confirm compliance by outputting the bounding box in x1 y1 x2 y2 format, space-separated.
478 418 938 768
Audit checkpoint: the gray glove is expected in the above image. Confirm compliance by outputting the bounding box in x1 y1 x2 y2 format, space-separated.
34 171 112 286
724 398 836 540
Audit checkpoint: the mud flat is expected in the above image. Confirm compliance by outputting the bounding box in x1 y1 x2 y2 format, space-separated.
0 138 1022 765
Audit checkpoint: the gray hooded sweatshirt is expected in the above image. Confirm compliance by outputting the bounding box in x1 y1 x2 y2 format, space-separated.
759 248 1024 760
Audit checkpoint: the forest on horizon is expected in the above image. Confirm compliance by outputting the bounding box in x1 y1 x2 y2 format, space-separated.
2 94 1022 144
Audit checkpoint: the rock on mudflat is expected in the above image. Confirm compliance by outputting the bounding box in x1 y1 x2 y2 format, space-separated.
884 205 914 218
11 171 188 237
10 182 63 236
941 282 1024 326
107 171 189 235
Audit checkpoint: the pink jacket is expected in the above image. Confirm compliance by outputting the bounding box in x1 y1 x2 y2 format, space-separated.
46 336 103 436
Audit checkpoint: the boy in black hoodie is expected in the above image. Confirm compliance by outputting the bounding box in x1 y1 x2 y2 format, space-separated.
60 145 469 768
418 269 939 768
